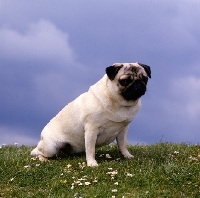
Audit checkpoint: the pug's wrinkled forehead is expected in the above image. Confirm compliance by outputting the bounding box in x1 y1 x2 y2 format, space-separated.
114 63 141 75
114 63 151 78
106 62 151 81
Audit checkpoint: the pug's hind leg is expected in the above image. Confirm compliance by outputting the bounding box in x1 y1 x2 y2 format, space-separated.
31 146 48 161
116 126 134 158
31 138 58 161
38 154 48 161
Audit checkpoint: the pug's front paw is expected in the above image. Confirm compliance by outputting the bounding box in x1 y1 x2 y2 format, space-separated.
87 159 98 167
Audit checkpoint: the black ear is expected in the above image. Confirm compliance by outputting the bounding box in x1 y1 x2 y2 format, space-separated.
106 65 123 81
138 62 151 78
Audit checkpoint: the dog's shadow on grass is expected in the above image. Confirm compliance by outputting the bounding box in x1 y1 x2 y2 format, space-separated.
49 144 125 164
34 143 179 165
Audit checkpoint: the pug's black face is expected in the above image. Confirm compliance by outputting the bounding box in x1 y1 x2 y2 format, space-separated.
119 75 148 101
106 62 151 101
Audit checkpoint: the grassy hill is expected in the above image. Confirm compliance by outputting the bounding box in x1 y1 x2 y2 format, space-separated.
0 143 200 197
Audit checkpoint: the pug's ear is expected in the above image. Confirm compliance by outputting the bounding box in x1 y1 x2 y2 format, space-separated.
106 64 123 81
138 62 151 78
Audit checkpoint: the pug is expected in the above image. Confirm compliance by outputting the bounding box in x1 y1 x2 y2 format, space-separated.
31 62 151 166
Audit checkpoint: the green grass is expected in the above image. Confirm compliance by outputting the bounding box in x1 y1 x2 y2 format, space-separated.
0 143 200 198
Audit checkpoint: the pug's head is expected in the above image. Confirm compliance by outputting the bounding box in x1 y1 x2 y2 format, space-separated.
106 62 151 101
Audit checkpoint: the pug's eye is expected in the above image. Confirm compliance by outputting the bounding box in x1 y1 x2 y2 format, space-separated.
119 78 132 86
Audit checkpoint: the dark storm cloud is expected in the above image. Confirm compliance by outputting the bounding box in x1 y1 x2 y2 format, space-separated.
0 0 200 145
0 19 89 143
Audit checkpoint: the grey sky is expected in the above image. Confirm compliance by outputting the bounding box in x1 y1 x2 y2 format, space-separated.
0 0 200 145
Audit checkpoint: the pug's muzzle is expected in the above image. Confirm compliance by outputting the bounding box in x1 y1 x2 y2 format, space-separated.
120 75 148 101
